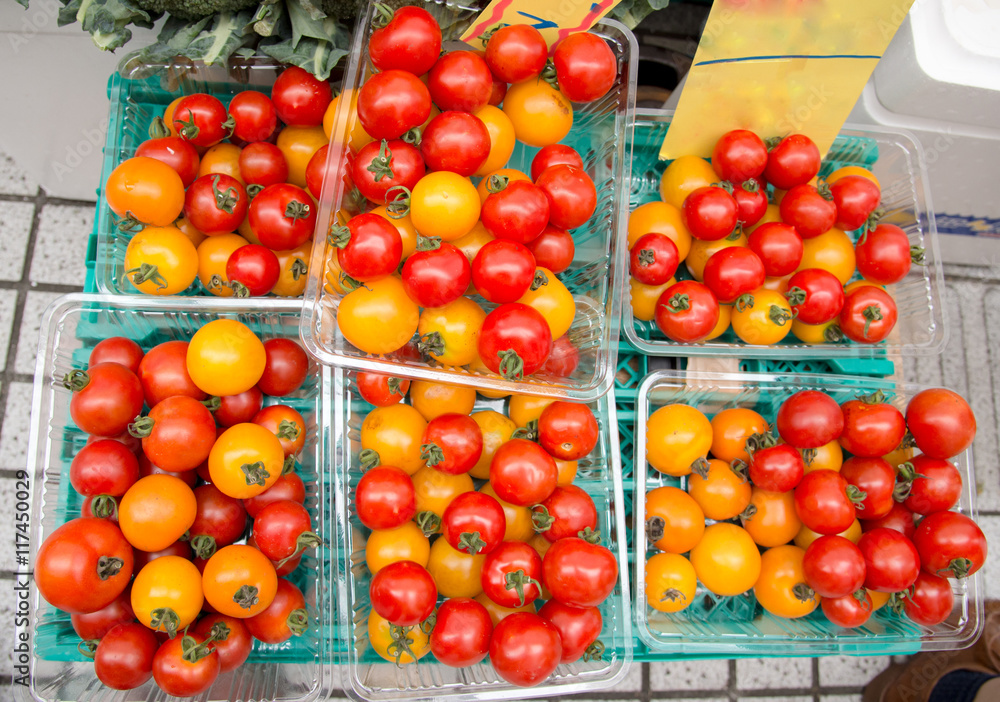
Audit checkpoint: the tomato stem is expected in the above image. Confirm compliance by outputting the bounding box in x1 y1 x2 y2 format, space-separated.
800 449 816 466
366 140 395 183
540 59 559 91
739 503 758 522
911 245 926 265
386 377 404 396
291 257 308 281
150 607 181 639
503 568 540 606
77 639 99 660
660 589 685 603
208 621 231 642
666 292 691 313
201 395 221 412
180 633 216 663
944 557 974 579
792 582 817 604
578 526 601 543
419 611 436 634
233 584 261 610
277 419 301 441
496 349 525 380
386 624 417 666
511 419 538 441
733 293 754 313
240 460 271 487
531 505 554 532
852 588 872 611
768 304 792 326
124 263 169 292
116 211 145 233
730 458 749 482
384 185 411 219
419 441 445 467
861 304 883 339
283 455 297 474
583 639 605 662
456 530 487 554
401 127 421 146
208 274 227 292
90 494 118 520
824 324 844 343
690 456 711 476
645 515 665 543
190 534 218 560
415 510 440 536
247 183 264 199
887 591 907 616
61 369 90 392
286 608 309 636
371 2 394 29
359 449 381 470
742 178 760 193
127 415 154 438
713 180 734 195
284 199 311 222
530 269 549 291
486 174 509 194
637 248 656 267
845 484 868 507
173 112 200 141
725 223 743 241
328 224 351 249
785 286 807 308
210 174 240 214
415 236 442 252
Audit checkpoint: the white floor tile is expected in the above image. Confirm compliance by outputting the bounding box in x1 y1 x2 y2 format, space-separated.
30 203 93 286
736 656 814 690
0 151 37 196
0 383 33 469
0 290 17 372
649 658 729 691
818 654 891 687
0 201 33 281
14 291 61 375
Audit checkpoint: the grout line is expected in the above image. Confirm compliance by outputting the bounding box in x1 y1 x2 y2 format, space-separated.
0 281 84 293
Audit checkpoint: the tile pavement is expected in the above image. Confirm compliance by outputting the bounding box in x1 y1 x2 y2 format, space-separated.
0 154 996 700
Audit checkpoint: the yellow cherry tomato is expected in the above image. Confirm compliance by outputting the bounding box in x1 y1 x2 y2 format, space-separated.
628 201 691 260
754 545 819 619
473 105 516 176
369 205 418 261
202 544 277 618
427 534 485 598
417 297 486 366
368 609 430 664
480 483 534 542
630 277 675 322
869 589 891 612
474 592 536 627
529 533 553 561
710 408 768 464
800 440 843 474
646 553 697 613
271 243 311 297
646 404 712 477
659 155 717 209
826 166 880 190
507 395 555 428
742 488 801 548
119 475 196 552
502 79 573 147
277 125 328 188
685 233 747 282
131 556 203 635
690 523 761 597
844 279 885 295
323 91 374 154
338 276 419 356
470 410 517 479
477 169 531 205
688 458 752 521
163 97 183 136
731 289 793 345
123 226 198 295
645 486 705 553
477 387 510 400
883 445 914 471
361 403 427 475
555 458 578 486
106 156 185 226
208 423 284 499
704 303 732 341
175 215 207 249
410 172 480 242
409 380 476 421
516 268 575 339
794 518 862 549
197 233 248 298
761 274 793 294
792 318 843 344
198 143 243 183
452 220 494 263
799 227 856 285
238 213 261 245
186 319 266 396
412 466 473 532
744 203 781 235
366 521 430 574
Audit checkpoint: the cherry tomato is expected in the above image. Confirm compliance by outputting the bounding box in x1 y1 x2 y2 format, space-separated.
366 521 430 575
552 32 616 102
428 50 492 112
361 403 427 474
227 90 277 142
645 485 705 553
802 535 866 598
271 66 332 127
490 438 557 506
912 511 987 579
541 334 580 379
172 94 229 147
537 401 598 461
904 570 954 626
93 622 158 690
839 286 898 344
630 232 679 286
902 455 962 515
367 609 429 665
119 474 197 552
369 560 436 627
533 484 597 544
209 423 284 499
688 458 752 521
776 390 844 449
484 24 547 82
748 222 803 277
784 268 843 327
482 179 550 244
839 394 906 459
239 142 288 189
830 175 881 232
64 361 144 438
202 544 278 618
754 545 819 619
135 395 216 472
419 413 482 475
858 527 920 592
419 111 491 177
860 501 916 540
502 79 573 148
645 404 712 477
369 5 441 74
130 554 203 637
192 614 252 672
71 588 135 640
184 173 248 235
337 276 420 356
88 337 143 374
689 523 761 597
357 372 409 407
731 178 768 226
712 129 767 182
438 491 505 557
481 541 543 608
905 388 976 460
840 456 895 520
538 600 602 664
749 440 804 493
703 246 765 303
478 303 553 379
409 171 481 241
489 612 561 687
543 536 617 608
427 537 485 598
70 439 138 497
225 244 279 297
779 184 837 239
399 240 471 309
122 225 199 295
710 408 767 464
520 226 570 277
106 156 185 227
535 164 596 230
354 465 416 531
332 213 403 283
682 186 738 241
429 597 492 667
253 500 319 564
358 70 431 139
855 223 915 284
136 135 200 187
644 552 697 613
471 239 535 304
531 144 584 181
152 633 220 696
654 280 720 343
825 590 874 628
742 487 801 548
764 134 820 190
353 139 422 205
197 143 243 184
794 469 857 536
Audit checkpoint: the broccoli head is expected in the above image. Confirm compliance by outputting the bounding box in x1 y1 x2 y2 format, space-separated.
133 0 260 21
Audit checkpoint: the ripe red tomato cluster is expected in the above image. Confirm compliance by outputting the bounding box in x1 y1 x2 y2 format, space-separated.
36 326 323 696
353 372 617 687
107 66 338 298
628 129 922 347
329 7 620 380
643 384 985 630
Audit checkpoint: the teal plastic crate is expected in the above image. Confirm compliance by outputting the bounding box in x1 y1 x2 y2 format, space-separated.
21 295 337 702
623 109 947 361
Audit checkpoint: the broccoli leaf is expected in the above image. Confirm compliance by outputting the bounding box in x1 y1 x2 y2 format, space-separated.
249 0 285 36
142 8 256 64
286 0 334 46
61 0 158 51
609 0 670 29
259 17 348 79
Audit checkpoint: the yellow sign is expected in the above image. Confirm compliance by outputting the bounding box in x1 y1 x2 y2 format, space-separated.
460 0 625 48
660 0 916 160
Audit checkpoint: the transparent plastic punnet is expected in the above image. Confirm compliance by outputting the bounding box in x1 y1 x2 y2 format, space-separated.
302 1 638 401
625 109 948 359
15 294 335 702
633 369 983 656
330 369 632 701
95 56 316 297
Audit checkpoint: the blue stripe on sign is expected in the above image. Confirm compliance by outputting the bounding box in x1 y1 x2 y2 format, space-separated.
934 213 1000 237
694 54 882 66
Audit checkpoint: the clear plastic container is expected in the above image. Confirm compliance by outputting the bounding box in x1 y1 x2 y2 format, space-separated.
330 369 633 701
624 109 948 359
632 368 983 656
302 0 638 401
95 56 319 297
15 294 336 701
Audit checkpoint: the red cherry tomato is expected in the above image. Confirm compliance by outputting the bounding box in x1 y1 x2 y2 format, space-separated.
228 91 277 142
822 591 873 629
527 225 575 275
860 501 916 540
333 213 402 282
542 536 618 608
776 390 844 449
151 633 220 696
482 180 550 244
785 268 844 325
442 491 506 555
902 455 962 515
428 51 493 113
855 223 915 285
258 338 309 396
482 541 543 607
840 456 896 520
485 24 547 83
189 484 248 559
535 164 596 230
226 245 280 297
357 70 432 140
252 500 319 563
552 32 616 103
763 134 820 190
839 395 906 458
653 280 720 343
356 372 409 407
748 442 804 493
421 413 483 475
239 142 289 188
370 561 436 626
421 111 492 177
71 589 135 641
70 439 139 497
271 66 332 127
489 613 561 687
489 438 557 506
89 337 144 374
305 144 330 200
794 469 857 536
65 362 144 438
172 94 229 147
542 335 580 378
192 614 252 672
839 286 898 344
732 178 768 227
471 239 536 304
184 174 248 234
248 182 316 250
477 303 553 379
538 600 602 663
748 222 803 278
429 597 492 667
369 5 442 75
136 136 200 187
803 535 866 598
629 232 679 286
537 401 599 461
356 466 417 531
94 622 158 690
215 387 263 427
531 145 584 181
712 129 767 182
683 186 738 241
533 484 598 543
243 472 307 520
702 246 766 304
137 395 216 472
779 184 837 239
857 527 920 592
353 138 424 204
905 388 976 460
912 511 987 579
903 570 955 626
831 175 881 232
